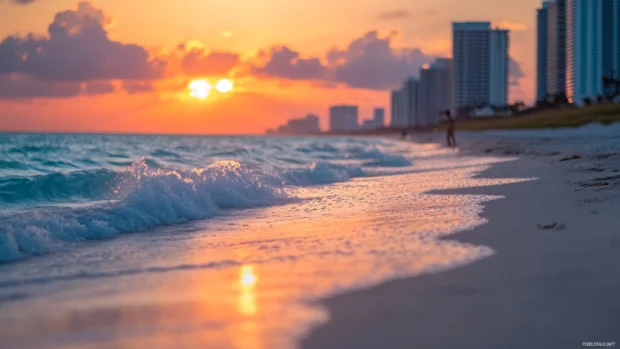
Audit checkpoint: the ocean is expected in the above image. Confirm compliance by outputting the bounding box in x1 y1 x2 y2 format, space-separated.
0 133 528 349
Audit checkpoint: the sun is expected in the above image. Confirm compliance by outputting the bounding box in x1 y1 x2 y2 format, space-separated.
216 79 234 93
188 79 210 99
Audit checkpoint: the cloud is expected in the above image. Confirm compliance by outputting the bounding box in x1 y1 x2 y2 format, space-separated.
377 9 437 20
377 10 411 20
7 0 37 4
83 81 115 95
0 74 78 99
509 57 527 101
510 57 525 79
252 46 328 80
122 81 154 94
0 2 165 82
181 49 240 76
498 21 528 32
252 31 433 90
327 31 434 89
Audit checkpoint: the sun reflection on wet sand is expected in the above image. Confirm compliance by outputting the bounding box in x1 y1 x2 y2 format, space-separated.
239 265 258 316
232 265 261 349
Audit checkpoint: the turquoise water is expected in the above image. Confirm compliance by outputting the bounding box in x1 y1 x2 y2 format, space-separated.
0 134 417 263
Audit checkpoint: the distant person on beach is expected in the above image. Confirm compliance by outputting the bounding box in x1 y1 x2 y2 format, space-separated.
401 129 408 139
444 109 456 148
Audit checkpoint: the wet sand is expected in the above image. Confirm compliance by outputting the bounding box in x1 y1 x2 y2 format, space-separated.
302 132 620 349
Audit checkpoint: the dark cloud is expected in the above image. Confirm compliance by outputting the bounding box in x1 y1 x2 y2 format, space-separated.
328 31 434 90
122 81 154 94
7 0 37 4
253 31 433 90
0 2 165 82
377 9 437 20
0 75 124 99
509 57 525 78
181 48 240 76
0 74 81 99
377 10 411 20
509 57 527 101
252 46 328 80
83 81 115 95
509 57 525 86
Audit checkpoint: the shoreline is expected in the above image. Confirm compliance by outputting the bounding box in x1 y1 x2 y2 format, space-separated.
301 137 620 348
1 131 619 348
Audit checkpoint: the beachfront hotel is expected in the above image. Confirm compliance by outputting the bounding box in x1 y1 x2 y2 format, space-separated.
452 22 510 117
373 108 385 128
390 59 453 128
390 77 419 128
329 105 359 132
547 0 567 97
538 0 620 104
566 0 620 104
537 1 552 101
419 59 454 126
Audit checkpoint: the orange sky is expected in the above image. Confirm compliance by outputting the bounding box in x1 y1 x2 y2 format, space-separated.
0 0 540 134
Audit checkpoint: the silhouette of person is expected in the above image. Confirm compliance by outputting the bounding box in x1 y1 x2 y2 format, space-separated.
444 110 456 148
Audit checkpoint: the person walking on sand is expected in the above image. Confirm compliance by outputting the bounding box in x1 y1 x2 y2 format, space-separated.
444 109 456 148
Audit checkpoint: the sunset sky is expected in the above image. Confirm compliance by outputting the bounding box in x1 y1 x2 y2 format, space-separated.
0 0 539 134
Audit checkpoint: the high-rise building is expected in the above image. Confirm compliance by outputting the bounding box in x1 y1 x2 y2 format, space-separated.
373 108 385 128
390 89 406 127
566 0 620 104
418 58 453 126
489 29 509 106
329 105 359 132
390 78 419 128
547 0 567 96
537 1 552 101
452 22 510 117
403 78 420 127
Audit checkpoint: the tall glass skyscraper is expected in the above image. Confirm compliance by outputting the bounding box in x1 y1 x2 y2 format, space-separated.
390 78 419 128
547 0 567 96
452 22 509 116
566 0 620 104
537 2 552 101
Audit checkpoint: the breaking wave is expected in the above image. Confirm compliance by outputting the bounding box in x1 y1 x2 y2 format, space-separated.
0 135 418 264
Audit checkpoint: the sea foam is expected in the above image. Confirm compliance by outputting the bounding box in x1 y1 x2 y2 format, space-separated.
0 159 289 263
0 135 421 264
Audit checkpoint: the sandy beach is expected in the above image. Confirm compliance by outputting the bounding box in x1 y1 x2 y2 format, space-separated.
303 127 620 349
0 135 529 349
1 127 619 349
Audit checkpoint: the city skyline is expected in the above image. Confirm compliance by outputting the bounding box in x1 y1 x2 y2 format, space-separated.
0 0 538 134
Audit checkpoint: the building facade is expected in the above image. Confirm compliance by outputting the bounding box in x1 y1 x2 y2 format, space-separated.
453 22 510 117
390 89 406 127
418 59 453 126
373 108 385 128
547 0 567 96
537 2 551 101
403 78 420 127
390 78 420 128
453 22 491 115
489 29 509 106
566 0 620 104
329 105 359 132
269 114 320 134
